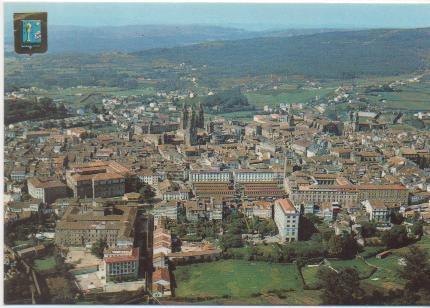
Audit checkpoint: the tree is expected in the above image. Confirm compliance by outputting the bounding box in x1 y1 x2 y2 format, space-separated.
219 233 243 250
390 212 404 225
138 184 155 202
58 103 68 116
54 249 71 273
270 246 281 263
327 234 358 259
381 225 409 249
224 213 246 235
304 213 323 225
327 234 343 257
299 214 319 241
360 222 377 238
91 239 107 258
321 228 335 243
399 246 430 293
317 267 363 304
256 219 277 236
4 273 32 303
410 221 424 238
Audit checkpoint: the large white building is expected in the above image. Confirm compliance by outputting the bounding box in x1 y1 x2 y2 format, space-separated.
274 198 299 242
362 200 390 224
234 169 283 183
189 170 232 183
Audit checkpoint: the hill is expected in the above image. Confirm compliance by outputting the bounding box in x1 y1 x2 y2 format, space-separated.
4 24 341 53
5 28 430 91
134 28 430 78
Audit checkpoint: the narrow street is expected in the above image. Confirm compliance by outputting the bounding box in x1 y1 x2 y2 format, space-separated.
134 211 154 292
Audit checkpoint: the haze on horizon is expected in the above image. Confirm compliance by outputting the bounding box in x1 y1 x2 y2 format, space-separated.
4 3 430 31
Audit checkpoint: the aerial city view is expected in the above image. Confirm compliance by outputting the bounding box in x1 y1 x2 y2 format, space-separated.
3 1 430 305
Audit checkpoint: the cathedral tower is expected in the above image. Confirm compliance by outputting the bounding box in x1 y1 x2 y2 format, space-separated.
197 103 205 129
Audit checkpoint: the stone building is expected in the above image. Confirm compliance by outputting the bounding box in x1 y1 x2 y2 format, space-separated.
55 204 137 247
65 161 129 198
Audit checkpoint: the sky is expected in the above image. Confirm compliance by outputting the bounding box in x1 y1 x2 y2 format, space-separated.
4 3 430 30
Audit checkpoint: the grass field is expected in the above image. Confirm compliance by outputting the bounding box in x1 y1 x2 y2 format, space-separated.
359 236 430 291
362 236 430 290
301 265 320 286
365 81 430 111
246 88 333 108
174 260 301 298
362 254 404 290
332 258 375 275
34 256 56 272
302 258 375 287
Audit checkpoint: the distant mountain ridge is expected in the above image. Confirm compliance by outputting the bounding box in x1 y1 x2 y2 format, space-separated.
133 27 430 78
5 27 430 90
4 24 345 53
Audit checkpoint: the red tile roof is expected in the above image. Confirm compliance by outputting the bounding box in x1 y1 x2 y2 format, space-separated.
153 268 170 282
275 198 296 214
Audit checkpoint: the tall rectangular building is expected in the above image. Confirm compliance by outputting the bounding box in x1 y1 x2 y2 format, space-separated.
274 198 299 242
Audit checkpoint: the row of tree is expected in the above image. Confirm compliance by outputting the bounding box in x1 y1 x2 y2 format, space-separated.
5 97 68 125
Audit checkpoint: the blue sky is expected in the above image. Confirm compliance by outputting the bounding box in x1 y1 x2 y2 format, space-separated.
4 3 430 30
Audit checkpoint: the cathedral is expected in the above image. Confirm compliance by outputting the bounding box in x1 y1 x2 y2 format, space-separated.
181 103 205 146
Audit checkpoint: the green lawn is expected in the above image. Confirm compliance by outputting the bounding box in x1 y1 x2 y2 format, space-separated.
301 265 320 287
361 235 430 290
302 258 375 287
34 256 56 272
331 258 375 279
362 255 404 290
174 260 301 298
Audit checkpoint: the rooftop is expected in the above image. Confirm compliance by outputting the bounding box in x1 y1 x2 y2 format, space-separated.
275 198 296 214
